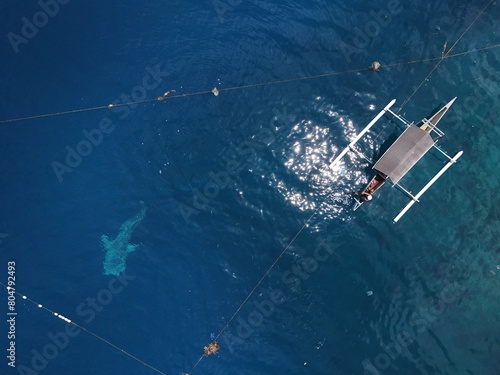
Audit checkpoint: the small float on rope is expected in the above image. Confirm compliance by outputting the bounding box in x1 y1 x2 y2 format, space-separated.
368 61 381 72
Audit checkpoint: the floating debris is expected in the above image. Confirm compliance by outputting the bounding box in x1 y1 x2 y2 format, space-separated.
212 87 219 96
315 338 326 349
442 41 447 57
158 89 176 101
368 61 381 72
367 290 373 296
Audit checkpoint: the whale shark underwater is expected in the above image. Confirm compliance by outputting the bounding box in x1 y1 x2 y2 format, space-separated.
102 201 147 276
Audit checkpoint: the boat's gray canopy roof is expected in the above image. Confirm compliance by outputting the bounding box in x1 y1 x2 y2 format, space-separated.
373 125 434 183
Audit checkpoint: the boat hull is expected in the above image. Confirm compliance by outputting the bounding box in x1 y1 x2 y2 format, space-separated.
353 172 387 210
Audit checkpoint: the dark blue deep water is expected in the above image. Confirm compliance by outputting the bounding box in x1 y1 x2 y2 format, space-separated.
1 0 499 374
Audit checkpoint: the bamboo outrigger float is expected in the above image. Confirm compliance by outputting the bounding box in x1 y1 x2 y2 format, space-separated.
330 98 463 223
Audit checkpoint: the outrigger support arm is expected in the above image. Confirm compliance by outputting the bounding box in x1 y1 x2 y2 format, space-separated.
386 108 410 126
393 182 419 202
330 99 396 170
393 150 463 223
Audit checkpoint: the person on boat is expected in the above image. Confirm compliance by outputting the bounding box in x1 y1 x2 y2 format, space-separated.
359 192 373 203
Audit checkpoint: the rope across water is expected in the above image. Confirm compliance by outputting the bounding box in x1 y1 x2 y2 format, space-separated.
0 44 498 125
0 282 168 375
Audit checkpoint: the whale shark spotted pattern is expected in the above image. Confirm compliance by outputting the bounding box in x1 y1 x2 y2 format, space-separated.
101 202 147 275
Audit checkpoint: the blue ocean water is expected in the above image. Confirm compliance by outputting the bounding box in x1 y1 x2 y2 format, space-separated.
0 0 499 374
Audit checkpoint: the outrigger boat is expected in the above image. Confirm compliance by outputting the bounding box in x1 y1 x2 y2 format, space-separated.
330 98 463 223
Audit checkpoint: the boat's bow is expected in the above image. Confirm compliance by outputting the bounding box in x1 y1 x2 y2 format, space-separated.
420 97 457 132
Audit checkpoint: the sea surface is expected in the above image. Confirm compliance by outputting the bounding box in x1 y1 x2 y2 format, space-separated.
0 0 499 374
